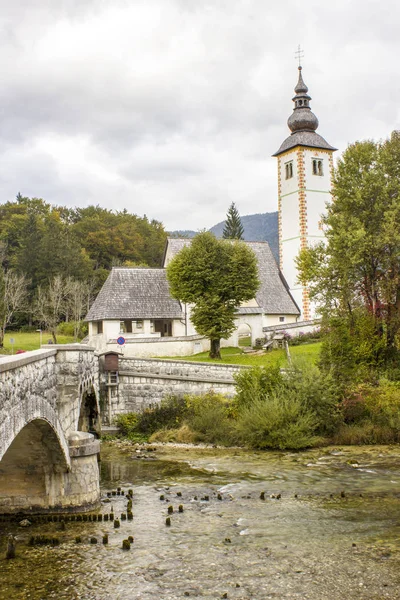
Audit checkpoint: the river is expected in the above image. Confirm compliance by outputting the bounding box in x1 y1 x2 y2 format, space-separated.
1 443 400 599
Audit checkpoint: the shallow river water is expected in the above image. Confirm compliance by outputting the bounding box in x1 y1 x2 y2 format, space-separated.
1 443 400 600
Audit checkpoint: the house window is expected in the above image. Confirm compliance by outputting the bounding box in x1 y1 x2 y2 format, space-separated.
279 316 285 323
120 320 133 333
312 159 323 176
94 321 103 334
132 320 143 330
285 161 293 179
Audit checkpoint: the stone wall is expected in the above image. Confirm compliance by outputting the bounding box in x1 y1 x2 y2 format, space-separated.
0 346 100 514
101 357 245 417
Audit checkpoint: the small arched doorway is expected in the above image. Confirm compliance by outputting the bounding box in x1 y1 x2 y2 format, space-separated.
78 387 101 437
238 323 252 348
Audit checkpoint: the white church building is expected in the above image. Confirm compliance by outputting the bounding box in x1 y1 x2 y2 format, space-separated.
86 65 334 356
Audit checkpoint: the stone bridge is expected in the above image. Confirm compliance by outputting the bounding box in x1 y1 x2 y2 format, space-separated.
0 345 100 514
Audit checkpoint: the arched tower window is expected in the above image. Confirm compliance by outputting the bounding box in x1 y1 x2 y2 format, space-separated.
312 159 323 176
285 161 293 179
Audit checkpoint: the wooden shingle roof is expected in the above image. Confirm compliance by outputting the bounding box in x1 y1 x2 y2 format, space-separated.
86 268 183 321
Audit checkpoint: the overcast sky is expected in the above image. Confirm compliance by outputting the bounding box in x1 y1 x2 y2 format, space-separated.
0 0 398 231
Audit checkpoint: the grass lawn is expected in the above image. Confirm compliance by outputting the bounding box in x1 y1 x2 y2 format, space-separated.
1 331 77 354
290 341 322 365
174 342 322 367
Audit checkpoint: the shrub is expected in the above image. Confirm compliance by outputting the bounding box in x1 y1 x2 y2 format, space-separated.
334 381 400 444
289 329 322 346
235 395 321 450
135 395 188 434
234 363 341 437
283 365 342 435
115 413 139 437
234 365 283 411
184 391 236 445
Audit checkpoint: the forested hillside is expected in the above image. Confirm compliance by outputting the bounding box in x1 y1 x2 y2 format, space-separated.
0 195 167 339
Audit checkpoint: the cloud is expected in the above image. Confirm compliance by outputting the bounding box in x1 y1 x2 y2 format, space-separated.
0 0 399 229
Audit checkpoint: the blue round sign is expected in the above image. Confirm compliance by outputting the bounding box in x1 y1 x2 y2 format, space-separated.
117 336 125 346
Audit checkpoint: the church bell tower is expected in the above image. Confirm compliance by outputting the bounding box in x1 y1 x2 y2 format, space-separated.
273 66 336 320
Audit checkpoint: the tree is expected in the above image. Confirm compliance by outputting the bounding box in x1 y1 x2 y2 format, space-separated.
0 269 28 347
297 135 400 373
222 202 244 240
66 278 90 341
167 231 259 358
35 276 70 343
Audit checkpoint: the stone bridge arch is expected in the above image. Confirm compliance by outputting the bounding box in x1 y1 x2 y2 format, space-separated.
0 346 100 514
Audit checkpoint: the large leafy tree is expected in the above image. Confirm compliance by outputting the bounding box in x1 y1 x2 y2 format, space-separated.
167 232 259 358
297 134 400 373
222 202 244 240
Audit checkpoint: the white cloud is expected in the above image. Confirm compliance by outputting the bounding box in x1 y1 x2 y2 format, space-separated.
0 0 399 229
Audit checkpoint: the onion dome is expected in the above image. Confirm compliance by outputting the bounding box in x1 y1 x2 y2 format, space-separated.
273 67 337 157
287 67 318 133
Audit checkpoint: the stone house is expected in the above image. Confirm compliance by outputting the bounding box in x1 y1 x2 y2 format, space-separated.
86 238 300 357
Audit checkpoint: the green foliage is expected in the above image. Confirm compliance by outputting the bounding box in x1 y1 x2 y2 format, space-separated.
222 202 244 240
57 320 88 338
133 395 188 435
233 363 342 449
234 365 283 410
184 392 236 445
319 312 387 385
235 396 321 450
167 231 259 357
334 380 400 444
115 413 140 437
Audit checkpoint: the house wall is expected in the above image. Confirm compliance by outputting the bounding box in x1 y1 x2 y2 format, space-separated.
88 318 187 353
105 335 210 358
100 357 245 417
263 314 298 328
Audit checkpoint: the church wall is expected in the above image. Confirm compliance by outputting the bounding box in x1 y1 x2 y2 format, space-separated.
303 147 333 240
278 146 334 320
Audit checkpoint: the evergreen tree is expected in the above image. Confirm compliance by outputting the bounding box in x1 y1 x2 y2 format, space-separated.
222 202 244 240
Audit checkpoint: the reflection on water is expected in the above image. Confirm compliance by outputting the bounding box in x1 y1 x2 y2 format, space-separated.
1 443 400 599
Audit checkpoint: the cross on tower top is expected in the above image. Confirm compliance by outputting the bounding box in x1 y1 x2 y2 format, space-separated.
294 45 304 67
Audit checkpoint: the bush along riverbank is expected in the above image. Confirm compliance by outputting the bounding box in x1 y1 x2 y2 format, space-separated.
113 363 400 450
